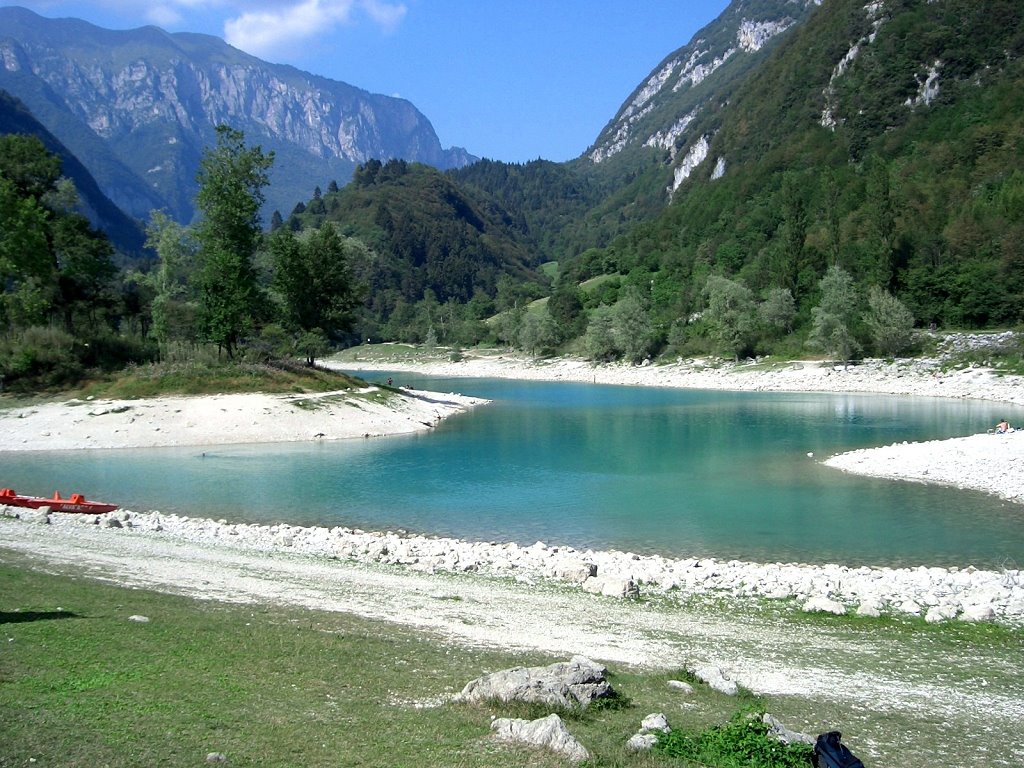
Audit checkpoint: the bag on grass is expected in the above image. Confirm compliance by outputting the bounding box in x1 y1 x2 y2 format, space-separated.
813 731 865 768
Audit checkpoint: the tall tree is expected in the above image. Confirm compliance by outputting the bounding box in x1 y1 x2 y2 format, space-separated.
702 274 757 360
807 265 861 362
194 125 273 357
145 211 199 352
269 225 363 364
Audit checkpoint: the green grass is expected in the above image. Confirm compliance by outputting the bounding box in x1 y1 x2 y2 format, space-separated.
0 558 800 768
0 360 367 408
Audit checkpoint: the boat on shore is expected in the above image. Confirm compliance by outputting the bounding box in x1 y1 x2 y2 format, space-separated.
0 488 118 514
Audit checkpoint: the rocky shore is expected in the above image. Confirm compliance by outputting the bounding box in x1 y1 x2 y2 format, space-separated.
5 507 1021 625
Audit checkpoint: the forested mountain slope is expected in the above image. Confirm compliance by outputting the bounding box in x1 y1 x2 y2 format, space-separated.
284 160 544 341
562 0 1024 339
0 89 144 255
447 0 823 263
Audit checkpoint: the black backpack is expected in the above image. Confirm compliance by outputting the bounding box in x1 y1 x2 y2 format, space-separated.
814 731 865 768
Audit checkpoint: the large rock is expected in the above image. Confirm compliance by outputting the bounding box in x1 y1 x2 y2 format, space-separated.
581 575 640 599
688 664 738 696
547 557 597 583
491 713 591 763
456 656 614 709
802 596 846 615
762 713 814 745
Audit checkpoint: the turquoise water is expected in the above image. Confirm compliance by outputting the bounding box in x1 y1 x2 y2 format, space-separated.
4 375 1023 567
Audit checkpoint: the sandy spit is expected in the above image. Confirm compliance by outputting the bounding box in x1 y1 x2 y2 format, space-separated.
0 387 485 452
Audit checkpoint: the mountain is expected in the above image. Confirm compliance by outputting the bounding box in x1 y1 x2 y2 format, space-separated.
449 0 823 264
585 0 823 193
564 0 1024 332
0 88 145 255
0 6 475 224
289 160 542 315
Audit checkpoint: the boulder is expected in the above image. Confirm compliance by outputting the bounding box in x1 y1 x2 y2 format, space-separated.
688 664 738 696
855 599 883 618
456 656 614 709
762 713 814 745
640 712 671 733
581 575 640 599
666 679 694 694
626 733 659 751
925 604 959 623
802 596 846 615
491 713 591 763
19 508 50 525
547 557 597 583
961 604 995 622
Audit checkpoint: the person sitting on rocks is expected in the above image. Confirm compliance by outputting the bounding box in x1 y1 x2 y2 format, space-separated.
995 419 1012 434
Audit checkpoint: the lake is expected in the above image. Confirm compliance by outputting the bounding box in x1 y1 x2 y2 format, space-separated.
4 375 1022 567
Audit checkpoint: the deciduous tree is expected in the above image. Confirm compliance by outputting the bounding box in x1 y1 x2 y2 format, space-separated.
194 125 273 358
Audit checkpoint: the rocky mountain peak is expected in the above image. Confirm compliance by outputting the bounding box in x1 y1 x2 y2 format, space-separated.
0 6 474 222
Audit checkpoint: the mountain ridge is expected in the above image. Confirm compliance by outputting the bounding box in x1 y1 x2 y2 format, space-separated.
0 5 475 223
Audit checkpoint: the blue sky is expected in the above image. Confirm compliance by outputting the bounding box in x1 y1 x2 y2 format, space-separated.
8 1 731 162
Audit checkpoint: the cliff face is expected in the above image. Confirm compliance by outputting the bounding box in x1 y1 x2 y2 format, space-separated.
0 7 474 222
585 0 821 193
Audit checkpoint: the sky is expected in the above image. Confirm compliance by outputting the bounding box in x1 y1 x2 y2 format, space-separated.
6 0 731 163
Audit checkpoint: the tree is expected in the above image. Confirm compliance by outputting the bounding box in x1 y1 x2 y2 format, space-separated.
702 275 757 360
583 305 618 361
546 280 585 343
807 265 861 362
193 125 274 358
612 289 656 363
517 311 557 355
865 285 915 357
758 287 796 338
269 225 363 364
145 211 199 352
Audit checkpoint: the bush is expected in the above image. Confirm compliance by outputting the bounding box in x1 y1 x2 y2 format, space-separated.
656 709 814 767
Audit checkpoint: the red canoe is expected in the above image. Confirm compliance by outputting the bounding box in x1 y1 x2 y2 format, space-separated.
0 488 118 514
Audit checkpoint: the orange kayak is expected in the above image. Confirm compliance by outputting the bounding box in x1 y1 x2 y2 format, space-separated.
0 487 118 514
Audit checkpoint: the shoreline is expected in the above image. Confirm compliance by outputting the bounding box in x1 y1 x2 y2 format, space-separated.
1 351 1022 626
0 386 486 452
3 507 1022 628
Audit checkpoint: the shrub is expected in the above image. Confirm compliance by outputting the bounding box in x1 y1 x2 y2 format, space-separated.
656 709 814 767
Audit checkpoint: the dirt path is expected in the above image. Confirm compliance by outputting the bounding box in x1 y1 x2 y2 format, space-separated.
3 518 1021 767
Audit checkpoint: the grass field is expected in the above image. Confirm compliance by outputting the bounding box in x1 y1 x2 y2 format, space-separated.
1 556 770 768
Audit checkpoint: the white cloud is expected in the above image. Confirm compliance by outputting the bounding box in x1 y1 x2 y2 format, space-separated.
145 5 185 27
223 0 406 58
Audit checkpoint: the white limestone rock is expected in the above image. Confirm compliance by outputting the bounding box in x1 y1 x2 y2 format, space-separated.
667 679 694 694
689 664 738 696
641 712 671 733
802 596 846 615
491 713 591 763
626 733 659 751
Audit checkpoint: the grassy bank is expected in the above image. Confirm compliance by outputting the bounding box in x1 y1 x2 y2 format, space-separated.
1 359 367 407
1 557 773 768
3 548 1023 767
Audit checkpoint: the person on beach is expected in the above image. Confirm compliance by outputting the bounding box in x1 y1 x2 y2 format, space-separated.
995 419 1012 434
